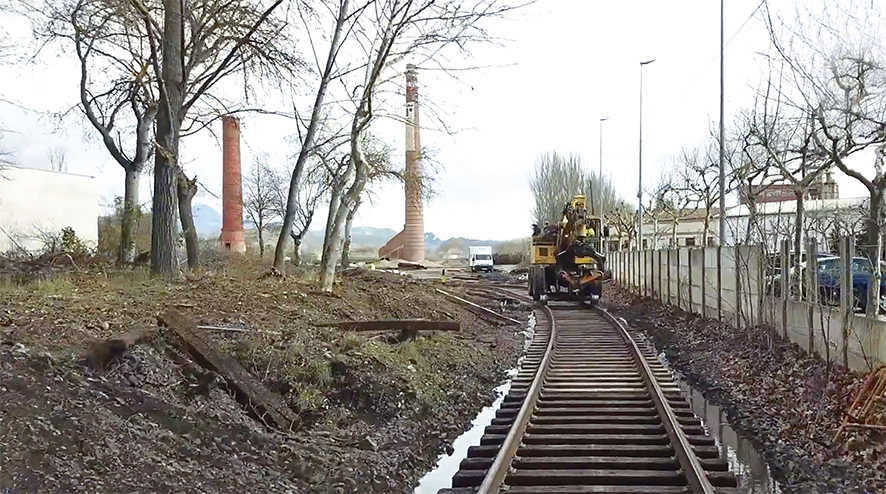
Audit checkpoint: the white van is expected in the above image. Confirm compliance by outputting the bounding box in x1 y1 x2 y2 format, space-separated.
469 246 494 272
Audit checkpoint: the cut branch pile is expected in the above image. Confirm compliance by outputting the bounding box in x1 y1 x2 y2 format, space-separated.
835 365 886 440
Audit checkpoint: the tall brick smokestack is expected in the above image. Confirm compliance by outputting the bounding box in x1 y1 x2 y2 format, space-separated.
220 116 246 253
403 64 425 262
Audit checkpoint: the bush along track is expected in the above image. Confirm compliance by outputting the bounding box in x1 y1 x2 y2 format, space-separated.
0 265 525 493
603 282 886 494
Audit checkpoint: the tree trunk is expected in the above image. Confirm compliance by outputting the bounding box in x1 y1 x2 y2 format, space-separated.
703 213 710 247
324 185 344 251
793 191 805 299
322 163 353 253
291 238 301 266
867 189 884 317
120 166 140 263
151 0 184 277
320 129 368 291
257 225 265 257
177 171 199 269
746 200 757 243
320 197 355 290
272 0 350 271
341 199 360 268
290 209 314 266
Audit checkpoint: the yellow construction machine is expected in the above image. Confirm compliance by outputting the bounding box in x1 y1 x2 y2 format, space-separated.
528 195 610 304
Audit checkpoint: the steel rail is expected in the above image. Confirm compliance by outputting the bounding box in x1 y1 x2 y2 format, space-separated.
470 286 717 494
475 303 556 494
596 307 717 494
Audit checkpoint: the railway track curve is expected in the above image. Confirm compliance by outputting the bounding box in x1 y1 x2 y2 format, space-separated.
439 287 739 494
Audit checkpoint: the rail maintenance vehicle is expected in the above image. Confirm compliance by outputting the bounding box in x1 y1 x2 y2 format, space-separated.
528 194 610 304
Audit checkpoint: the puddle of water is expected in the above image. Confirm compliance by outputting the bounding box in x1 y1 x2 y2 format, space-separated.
412 313 536 493
411 378 511 494
415 309 782 494
668 361 783 493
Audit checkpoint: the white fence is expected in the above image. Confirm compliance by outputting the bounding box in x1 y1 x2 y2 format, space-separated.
610 245 886 371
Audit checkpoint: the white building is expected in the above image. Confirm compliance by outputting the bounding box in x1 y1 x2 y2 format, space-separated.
631 209 721 250
724 197 866 253
630 197 865 253
0 166 99 252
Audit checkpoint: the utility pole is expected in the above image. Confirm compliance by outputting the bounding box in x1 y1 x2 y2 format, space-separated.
599 116 608 252
718 0 726 246
638 59 655 251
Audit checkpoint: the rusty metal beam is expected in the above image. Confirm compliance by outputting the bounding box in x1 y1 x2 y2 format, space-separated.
435 288 522 325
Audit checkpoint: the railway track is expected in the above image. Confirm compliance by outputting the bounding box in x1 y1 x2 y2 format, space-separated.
439 288 739 494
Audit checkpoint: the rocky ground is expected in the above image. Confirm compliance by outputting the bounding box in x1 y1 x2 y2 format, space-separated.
604 282 886 494
0 258 527 493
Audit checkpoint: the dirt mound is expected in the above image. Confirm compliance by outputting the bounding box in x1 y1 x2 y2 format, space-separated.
0 261 525 493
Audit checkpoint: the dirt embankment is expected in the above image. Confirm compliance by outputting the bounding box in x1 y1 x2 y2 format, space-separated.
0 260 526 493
603 282 885 494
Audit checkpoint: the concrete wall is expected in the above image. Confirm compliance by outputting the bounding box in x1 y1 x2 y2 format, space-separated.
612 245 883 371
0 166 99 252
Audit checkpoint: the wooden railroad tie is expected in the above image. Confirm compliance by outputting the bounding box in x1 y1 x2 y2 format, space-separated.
158 309 298 432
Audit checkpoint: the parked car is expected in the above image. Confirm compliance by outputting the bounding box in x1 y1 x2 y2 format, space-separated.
817 256 886 312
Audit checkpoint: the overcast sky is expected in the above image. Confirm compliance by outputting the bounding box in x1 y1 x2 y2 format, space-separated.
0 0 879 241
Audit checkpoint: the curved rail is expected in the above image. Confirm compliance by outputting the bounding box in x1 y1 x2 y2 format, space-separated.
469 290 718 494
476 303 556 493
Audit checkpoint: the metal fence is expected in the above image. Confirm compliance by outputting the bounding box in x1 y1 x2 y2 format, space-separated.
610 239 886 371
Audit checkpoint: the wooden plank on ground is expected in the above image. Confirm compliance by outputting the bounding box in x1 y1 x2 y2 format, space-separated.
158 309 298 432
398 260 426 270
435 288 522 325
311 319 459 331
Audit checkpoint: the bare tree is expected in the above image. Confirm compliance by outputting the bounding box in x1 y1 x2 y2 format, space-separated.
654 166 694 247
244 154 278 257
732 109 779 245
765 0 886 313
124 0 296 275
47 146 67 172
609 199 636 250
32 0 158 263
316 0 521 291
270 157 327 266
272 0 353 270
675 143 723 247
529 151 617 227
743 63 831 272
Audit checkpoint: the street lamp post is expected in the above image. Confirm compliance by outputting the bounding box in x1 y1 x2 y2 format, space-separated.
599 116 608 252
638 59 655 251
718 0 726 247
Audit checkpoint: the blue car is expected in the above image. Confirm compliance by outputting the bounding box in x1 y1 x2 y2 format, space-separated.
817 256 886 311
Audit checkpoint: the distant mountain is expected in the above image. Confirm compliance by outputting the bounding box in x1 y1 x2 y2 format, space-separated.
351 226 398 247
294 226 397 254
435 236 501 256
425 232 442 251
193 204 222 238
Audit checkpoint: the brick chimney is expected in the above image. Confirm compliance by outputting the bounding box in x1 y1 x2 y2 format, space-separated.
377 64 426 262
402 64 425 262
220 116 246 253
